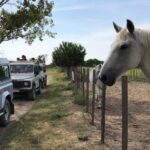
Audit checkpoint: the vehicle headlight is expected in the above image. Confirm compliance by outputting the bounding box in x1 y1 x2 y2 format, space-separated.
24 81 30 87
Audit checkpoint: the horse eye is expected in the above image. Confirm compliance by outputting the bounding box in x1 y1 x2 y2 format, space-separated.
120 44 128 50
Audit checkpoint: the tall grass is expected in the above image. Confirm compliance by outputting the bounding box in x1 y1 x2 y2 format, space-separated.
126 69 146 82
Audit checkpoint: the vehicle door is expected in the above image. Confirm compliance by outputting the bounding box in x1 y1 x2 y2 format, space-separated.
0 65 13 108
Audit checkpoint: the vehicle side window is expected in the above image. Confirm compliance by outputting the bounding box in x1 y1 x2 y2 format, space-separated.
0 65 10 81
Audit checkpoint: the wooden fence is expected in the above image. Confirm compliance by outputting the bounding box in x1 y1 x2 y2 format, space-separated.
71 67 129 150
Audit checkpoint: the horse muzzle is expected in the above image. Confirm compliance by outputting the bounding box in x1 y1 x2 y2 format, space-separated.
99 69 116 86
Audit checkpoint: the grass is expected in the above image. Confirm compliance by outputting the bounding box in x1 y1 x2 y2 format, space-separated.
78 134 89 141
0 67 102 150
73 90 86 106
126 68 146 81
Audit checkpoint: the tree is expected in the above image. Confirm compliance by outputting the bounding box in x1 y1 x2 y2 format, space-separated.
29 54 47 64
84 59 104 67
37 54 47 64
52 41 86 77
0 0 55 44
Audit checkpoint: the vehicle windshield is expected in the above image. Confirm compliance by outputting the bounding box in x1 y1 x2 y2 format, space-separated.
10 65 34 73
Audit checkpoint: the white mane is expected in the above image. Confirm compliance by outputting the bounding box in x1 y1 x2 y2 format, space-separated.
135 29 150 50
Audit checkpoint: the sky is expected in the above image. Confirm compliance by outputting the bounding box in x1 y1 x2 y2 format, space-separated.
1 0 150 64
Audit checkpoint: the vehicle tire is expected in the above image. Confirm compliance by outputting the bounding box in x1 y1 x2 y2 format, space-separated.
0 99 11 127
28 85 36 100
37 81 42 94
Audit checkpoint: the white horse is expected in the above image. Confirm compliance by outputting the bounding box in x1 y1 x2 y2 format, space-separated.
99 19 150 86
89 65 103 108
89 64 103 88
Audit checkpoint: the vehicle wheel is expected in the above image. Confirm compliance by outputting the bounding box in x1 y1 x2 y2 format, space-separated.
0 99 10 127
28 85 36 100
37 81 42 94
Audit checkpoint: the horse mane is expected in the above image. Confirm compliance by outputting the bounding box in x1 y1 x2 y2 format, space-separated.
135 28 150 50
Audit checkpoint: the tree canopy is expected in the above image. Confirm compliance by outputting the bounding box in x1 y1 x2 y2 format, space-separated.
0 0 55 44
52 41 86 67
84 58 104 67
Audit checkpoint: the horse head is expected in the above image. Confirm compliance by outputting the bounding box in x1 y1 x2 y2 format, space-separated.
99 19 144 86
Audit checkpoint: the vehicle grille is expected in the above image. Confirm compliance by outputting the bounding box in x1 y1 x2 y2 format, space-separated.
12 81 30 88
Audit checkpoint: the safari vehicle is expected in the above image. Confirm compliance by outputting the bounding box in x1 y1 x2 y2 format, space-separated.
39 63 47 88
10 61 43 100
0 58 14 126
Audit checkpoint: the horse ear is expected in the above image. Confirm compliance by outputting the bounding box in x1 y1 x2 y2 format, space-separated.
127 19 134 34
113 22 122 33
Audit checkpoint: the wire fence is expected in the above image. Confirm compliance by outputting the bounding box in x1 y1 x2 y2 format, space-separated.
71 66 129 150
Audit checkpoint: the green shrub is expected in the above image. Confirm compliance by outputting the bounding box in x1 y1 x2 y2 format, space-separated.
73 91 86 106
78 134 89 141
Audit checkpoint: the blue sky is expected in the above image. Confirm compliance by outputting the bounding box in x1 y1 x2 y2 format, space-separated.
1 0 150 64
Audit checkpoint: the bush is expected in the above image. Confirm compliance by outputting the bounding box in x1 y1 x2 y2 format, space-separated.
78 134 89 141
84 59 104 67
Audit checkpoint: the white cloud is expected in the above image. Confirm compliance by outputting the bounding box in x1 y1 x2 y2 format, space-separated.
0 28 115 64
0 38 62 64
78 30 115 61
1 21 150 65
137 23 150 30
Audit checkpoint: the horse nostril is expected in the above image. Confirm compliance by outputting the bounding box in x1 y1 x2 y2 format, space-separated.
100 74 107 82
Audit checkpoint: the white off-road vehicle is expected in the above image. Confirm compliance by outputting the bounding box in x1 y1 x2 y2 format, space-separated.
10 61 43 100
0 58 14 126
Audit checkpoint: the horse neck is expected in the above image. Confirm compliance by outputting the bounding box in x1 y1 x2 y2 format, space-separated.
140 53 150 80
137 29 150 79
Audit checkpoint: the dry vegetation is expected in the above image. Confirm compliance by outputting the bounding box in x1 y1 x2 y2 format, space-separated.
92 81 150 150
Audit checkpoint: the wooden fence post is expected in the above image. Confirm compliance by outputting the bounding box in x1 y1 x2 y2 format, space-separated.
91 69 96 125
74 68 77 93
86 68 89 113
101 83 106 144
82 68 85 96
80 66 82 88
77 68 80 89
122 76 128 150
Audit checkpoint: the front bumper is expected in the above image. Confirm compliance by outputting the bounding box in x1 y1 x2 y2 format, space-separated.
13 88 32 93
